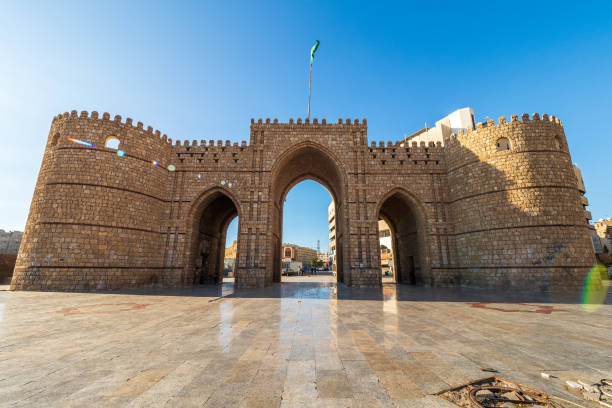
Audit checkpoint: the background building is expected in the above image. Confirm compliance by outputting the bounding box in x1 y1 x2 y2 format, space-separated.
399 107 475 146
317 251 330 265
224 240 237 277
328 202 336 271
573 166 592 223
0 230 22 284
378 220 393 278
282 243 318 267
0 230 23 254
593 218 612 265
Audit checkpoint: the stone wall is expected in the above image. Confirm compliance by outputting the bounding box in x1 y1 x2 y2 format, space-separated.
446 114 594 292
10 110 595 292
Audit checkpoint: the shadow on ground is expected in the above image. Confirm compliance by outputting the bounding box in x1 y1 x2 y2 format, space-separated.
10 279 610 305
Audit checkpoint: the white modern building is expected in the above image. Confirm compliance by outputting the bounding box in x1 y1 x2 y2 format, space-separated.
399 107 475 146
328 202 336 270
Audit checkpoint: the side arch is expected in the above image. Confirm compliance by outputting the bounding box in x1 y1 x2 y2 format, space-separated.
374 187 432 284
183 186 242 286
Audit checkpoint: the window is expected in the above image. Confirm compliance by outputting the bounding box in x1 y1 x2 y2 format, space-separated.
554 136 562 150
51 133 60 146
105 136 120 150
496 137 511 151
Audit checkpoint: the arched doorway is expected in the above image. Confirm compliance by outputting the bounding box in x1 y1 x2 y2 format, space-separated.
280 179 335 281
376 190 428 284
269 143 347 283
186 188 240 285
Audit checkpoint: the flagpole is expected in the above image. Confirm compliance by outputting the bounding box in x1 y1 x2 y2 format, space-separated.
307 40 319 120
308 62 312 119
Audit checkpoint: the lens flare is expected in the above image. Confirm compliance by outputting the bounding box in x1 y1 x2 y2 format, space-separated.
581 264 610 313
228 182 233 188
168 164 176 172
117 150 125 157
197 173 203 180
152 160 159 167
65 137 95 148
220 180 226 186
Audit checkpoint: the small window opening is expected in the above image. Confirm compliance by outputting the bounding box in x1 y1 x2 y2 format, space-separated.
51 133 60 146
105 136 120 150
496 137 511 151
554 136 562 150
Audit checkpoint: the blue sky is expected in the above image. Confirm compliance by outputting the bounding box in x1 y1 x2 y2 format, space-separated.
1 1 610 251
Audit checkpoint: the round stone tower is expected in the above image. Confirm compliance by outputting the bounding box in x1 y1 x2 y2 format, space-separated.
445 113 594 292
11 110 174 290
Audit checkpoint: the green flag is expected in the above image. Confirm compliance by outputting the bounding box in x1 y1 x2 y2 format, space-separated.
310 40 320 65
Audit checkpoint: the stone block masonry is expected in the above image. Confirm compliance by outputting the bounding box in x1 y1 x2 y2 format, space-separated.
10 110 595 292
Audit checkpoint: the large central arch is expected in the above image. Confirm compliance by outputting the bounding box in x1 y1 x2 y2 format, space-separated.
268 142 348 283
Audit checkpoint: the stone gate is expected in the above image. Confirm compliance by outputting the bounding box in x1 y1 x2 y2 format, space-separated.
10 110 595 291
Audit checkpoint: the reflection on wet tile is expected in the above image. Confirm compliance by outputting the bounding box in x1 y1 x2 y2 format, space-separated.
0 281 610 406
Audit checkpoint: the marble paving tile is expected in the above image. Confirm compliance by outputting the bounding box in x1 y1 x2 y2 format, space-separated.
0 281 610 407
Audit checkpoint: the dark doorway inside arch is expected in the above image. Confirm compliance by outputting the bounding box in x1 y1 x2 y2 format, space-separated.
377 192 423 285
279 180 336 282
269 144 346 284
189 191 239 285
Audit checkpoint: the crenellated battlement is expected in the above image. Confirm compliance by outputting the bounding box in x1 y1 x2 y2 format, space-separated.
365 140 445 168
173 139 251 168
173 139 249 149
445 112 569 164
450 112 563 142
52 110 173 145
250 117 367 128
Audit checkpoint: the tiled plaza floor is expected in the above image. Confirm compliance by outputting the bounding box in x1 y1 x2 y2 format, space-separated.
0 281 610 407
